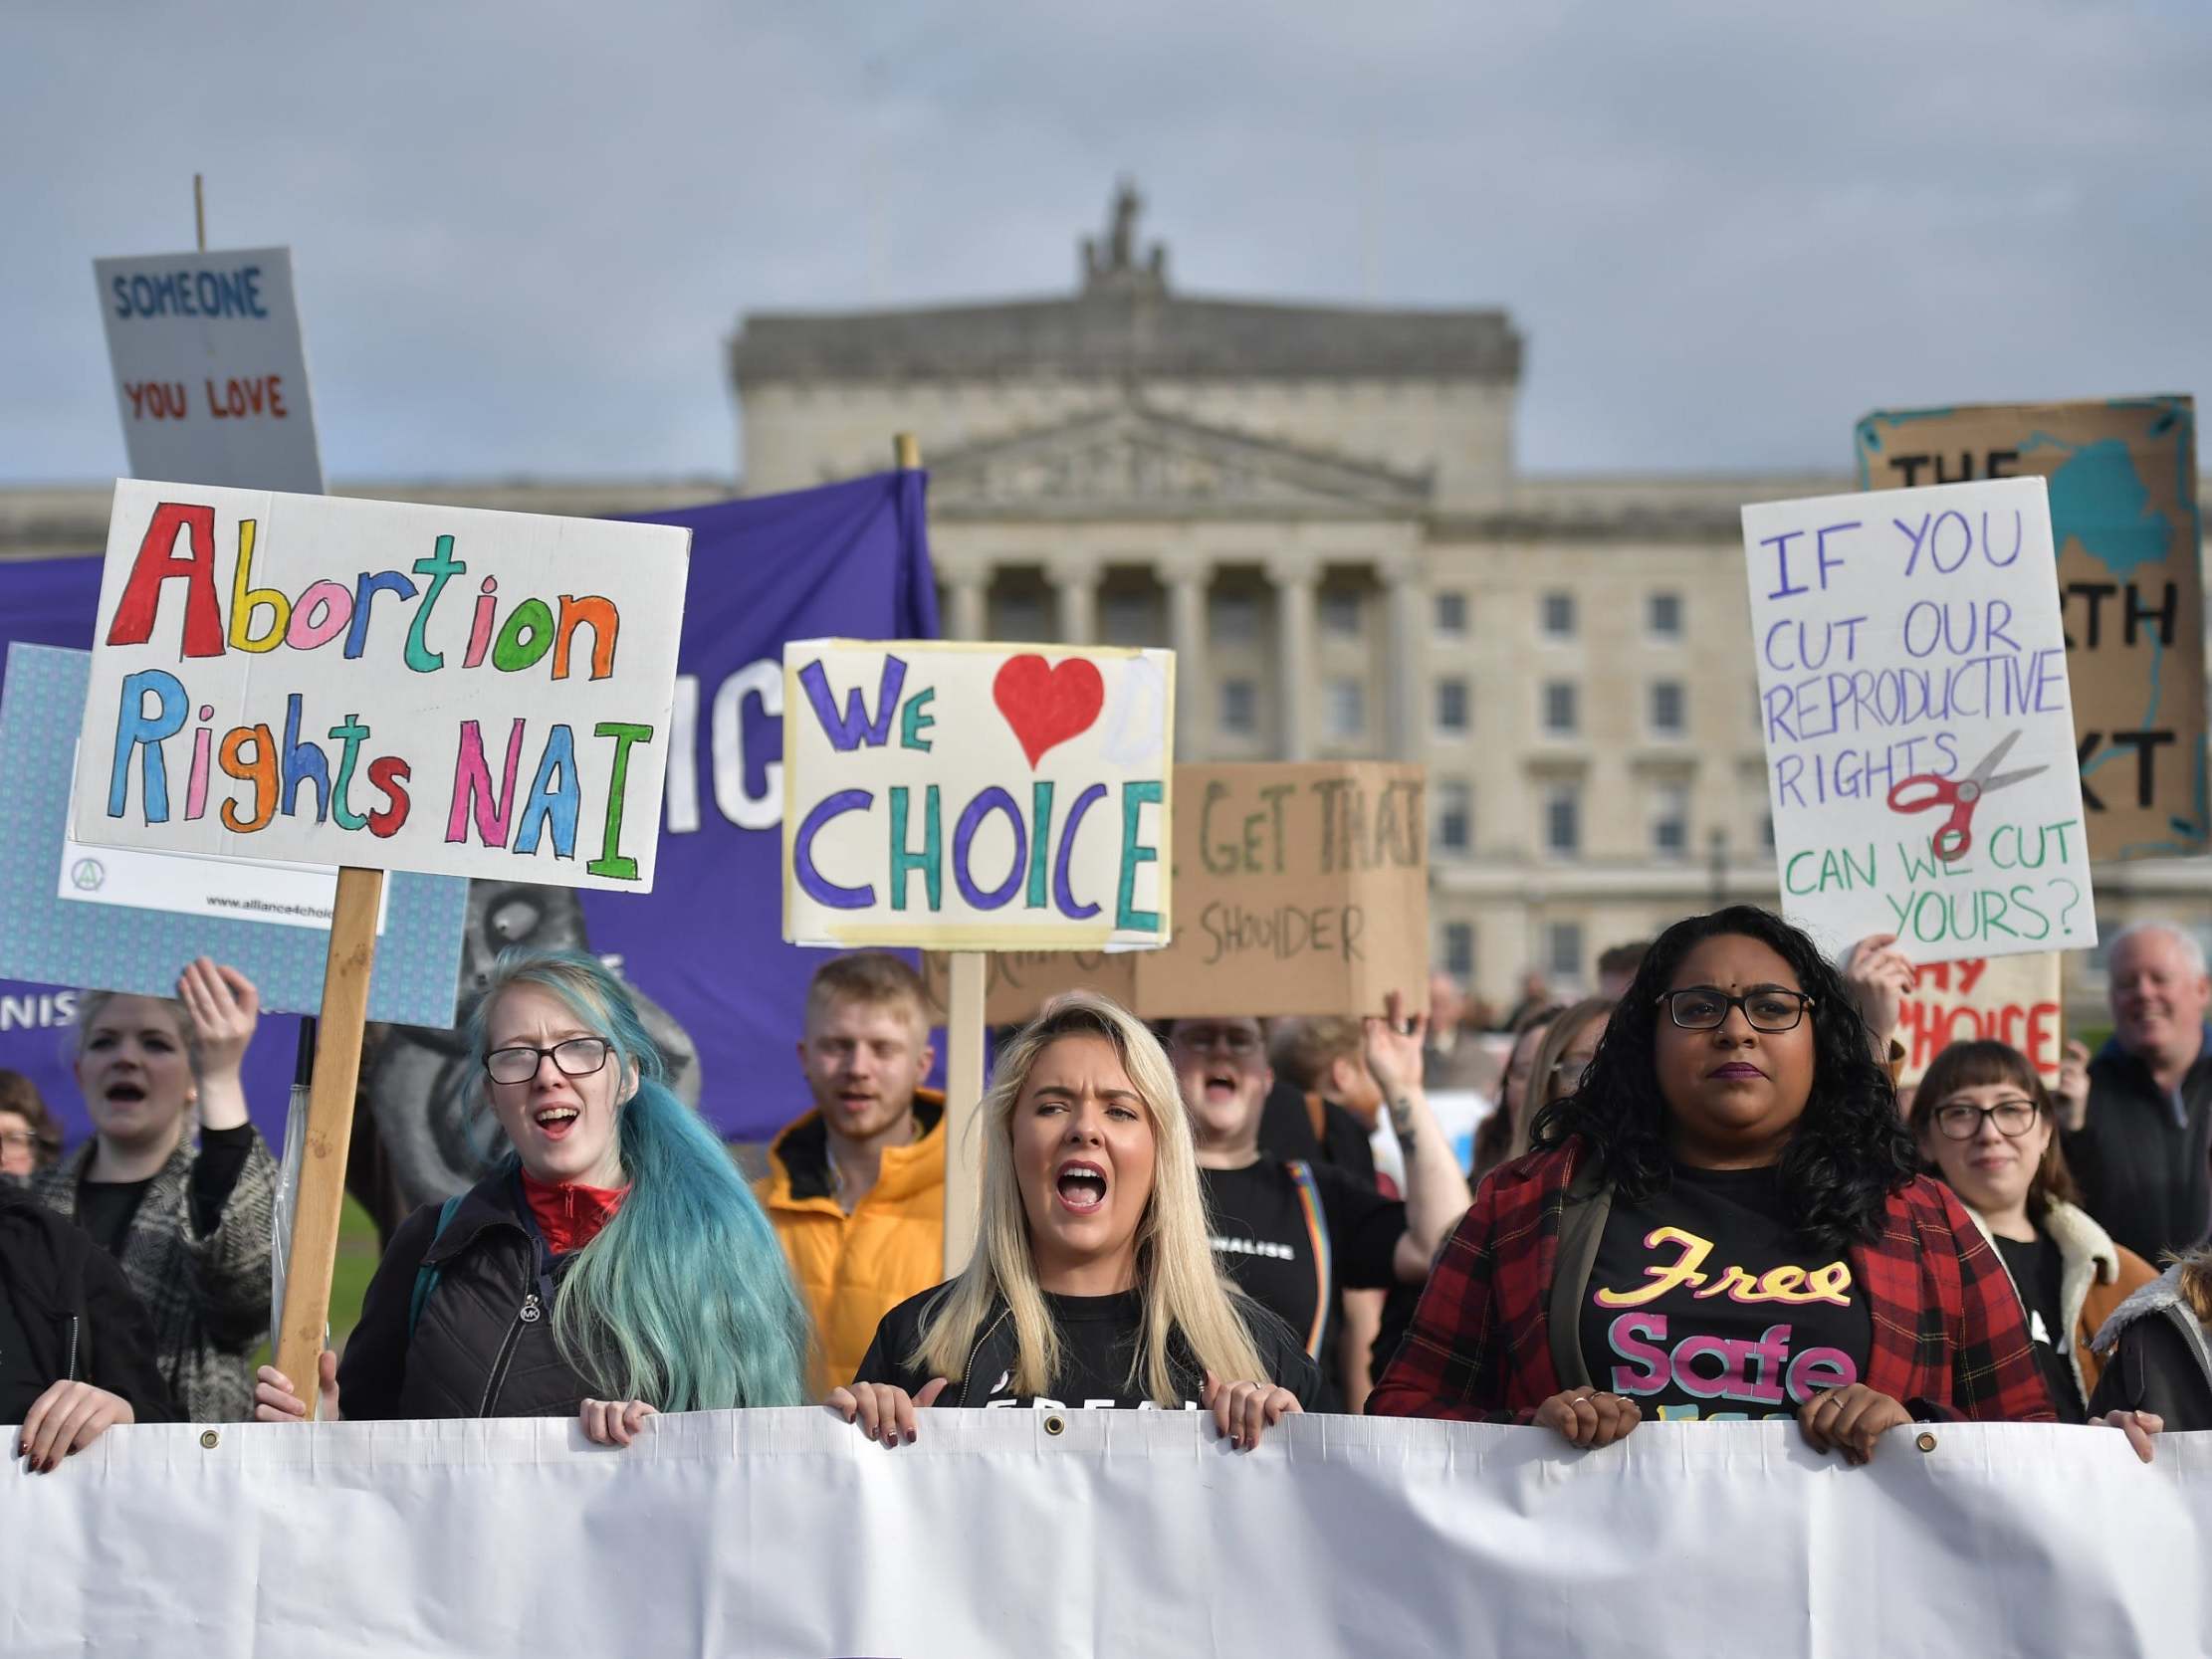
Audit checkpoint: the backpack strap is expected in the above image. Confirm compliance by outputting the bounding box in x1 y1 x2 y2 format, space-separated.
407 1194 468 1339
1285 1160 1332 1360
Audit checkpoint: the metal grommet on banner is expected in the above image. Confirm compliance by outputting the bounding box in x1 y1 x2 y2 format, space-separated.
1043 1413 1066 1437
1915 1431 1937 1454
199 1430 220 1450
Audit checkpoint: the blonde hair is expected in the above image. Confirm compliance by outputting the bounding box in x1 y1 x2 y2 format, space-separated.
1514 997 1615 1161
912 990 1270 1404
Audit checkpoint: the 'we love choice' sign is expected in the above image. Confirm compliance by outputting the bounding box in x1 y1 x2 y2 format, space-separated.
780 640 1174 950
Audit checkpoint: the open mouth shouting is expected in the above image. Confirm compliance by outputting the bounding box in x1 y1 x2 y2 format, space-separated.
1201 1068 1241 1106
1055 1158 1110 1214
533 1105 581 1141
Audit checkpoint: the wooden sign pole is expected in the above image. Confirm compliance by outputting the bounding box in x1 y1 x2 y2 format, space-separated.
893 430 986 1278
270 865 381 1407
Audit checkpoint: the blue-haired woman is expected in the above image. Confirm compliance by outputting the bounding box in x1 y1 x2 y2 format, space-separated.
254 950 810 1443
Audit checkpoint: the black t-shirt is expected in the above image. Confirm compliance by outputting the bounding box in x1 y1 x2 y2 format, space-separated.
1579 1163 1874 1422
1202 1158 1404 1410
1995 1231 2087 1423
71 1124 259 1259
969 1290 1201 1411
75 1179 152 1260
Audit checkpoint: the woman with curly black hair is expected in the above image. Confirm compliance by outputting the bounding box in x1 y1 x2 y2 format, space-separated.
1368 907 2055 1459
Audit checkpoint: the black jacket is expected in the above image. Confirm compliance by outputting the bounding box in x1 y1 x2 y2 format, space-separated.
2086 1266 2212 1431
0 1185 175 1425
856 1279 1322 1408
2063 1035 2212 1263
337 1171 619 1420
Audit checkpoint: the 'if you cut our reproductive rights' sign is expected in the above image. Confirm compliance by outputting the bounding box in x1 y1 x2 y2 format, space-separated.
782 640 1174 950
1743 477 2096 959
71 480 689 890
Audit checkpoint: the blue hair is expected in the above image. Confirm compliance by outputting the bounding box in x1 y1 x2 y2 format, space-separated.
468 948 812 1409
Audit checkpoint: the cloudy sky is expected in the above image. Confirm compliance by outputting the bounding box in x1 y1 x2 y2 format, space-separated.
6 0 2208 485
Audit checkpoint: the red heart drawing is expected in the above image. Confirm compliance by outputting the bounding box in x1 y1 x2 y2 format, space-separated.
993 654 1106 768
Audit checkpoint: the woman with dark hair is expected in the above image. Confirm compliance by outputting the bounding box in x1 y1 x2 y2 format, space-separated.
1467 1005 1561 1184
1910 1041 2155 1421
255 948 810 1441
1368 907 2055 1459
0 1070 64 1179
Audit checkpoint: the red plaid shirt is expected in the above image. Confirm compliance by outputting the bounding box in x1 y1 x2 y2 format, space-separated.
1368 1140 2055 1424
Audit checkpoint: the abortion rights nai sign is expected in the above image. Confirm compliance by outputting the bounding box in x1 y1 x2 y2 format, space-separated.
72 480 689 890
95 248 325 496
782 640 1173 949
1744 478 2095 960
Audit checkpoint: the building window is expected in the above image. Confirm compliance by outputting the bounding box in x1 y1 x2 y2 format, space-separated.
1213 593 1260 645
1542 681 1578 736
1540 591 1576 640
1648 592 1683 640
1650 680 1686 736
1437 780 1472 856
1443 922 1476 981
1101 593 1155 647
1545 921 1585 982
1652 783 1690 861
1325 679 1366 740
995 593 1046 641
1219 678 1257 734
1320 588 1363 639
1435 678 1470 735
1435 591 1468 636
1542 782 1581 858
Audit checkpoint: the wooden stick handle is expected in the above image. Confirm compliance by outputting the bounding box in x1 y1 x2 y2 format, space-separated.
272 865 381 1403
942 949 987 1277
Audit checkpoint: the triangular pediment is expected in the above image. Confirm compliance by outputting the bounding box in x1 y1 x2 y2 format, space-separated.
928 402 1431 518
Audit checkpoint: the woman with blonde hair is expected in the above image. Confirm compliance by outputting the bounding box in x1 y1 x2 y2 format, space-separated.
830 991 1318 1448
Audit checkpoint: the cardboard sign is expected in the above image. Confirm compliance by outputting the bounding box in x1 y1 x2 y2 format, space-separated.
71 481 689 890
1857 398 2206 861
1892 953 2064 1088
1 643 465 1025
95 248 325 495
922 762 1429 1022
782 641 1173 950
1743 478 2096 962
918 948 1139 1025
1139 762 1427 1018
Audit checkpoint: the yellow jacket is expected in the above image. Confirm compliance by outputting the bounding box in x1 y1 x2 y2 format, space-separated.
756 1091 946 1390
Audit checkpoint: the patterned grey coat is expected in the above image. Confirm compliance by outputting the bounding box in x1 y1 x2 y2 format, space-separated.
33 1134 278 1422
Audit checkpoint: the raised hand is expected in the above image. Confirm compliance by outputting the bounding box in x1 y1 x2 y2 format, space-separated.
1362 988 1427 1103
825 1376 949 1446
2052 1039 2092 1133
1840 933 1915 1051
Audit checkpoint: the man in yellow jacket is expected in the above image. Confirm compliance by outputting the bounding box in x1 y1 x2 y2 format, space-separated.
757 952 945 1389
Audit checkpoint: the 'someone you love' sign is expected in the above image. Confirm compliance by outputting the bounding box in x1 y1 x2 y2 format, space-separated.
779 639 1174 950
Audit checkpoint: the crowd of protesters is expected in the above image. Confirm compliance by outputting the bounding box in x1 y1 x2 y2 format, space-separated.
13 906 2212 1476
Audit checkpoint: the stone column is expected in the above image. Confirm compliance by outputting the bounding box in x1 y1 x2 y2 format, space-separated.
1265 553 1318 762
942 565 990 642
1381 552 1425 761
1160 555 1210 759
1053 557 1100 645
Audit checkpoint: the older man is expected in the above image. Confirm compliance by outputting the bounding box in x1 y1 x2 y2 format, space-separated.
2059 923 2212 1262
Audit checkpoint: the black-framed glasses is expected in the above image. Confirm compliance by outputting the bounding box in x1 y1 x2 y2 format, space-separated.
1932 1099 2042 1141
1657 987 1814 1033
483 1037 612 1086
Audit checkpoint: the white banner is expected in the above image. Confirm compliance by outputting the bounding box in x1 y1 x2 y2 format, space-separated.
1744 478 2096 962
4 1411 2200 1657
95 247 326 495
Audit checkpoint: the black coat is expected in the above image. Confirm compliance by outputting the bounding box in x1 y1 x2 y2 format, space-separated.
337 1172 619 1420
0 1185 175 1425
2086 1266 2212 1431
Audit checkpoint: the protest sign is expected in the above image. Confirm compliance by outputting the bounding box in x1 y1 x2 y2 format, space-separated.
1857 397 2206 861
95 248 325 495
919 947 1138 1024
1141 761 1427 1018
1743 477 2095 961
1892 952 2064 1087
0 642 464 1025
781 639 1174 950
11 1413 2204 1659
72 480 689 890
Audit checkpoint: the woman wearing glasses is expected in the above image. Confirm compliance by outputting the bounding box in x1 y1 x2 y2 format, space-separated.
1909 1041 2154 1421
254 949 809 1442
1369 907 2055 1457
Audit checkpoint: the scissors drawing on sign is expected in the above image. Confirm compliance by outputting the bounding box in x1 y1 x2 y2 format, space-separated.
1886 730 2048 863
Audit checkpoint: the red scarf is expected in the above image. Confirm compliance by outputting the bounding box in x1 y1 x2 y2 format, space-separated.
521 1170 629 1255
